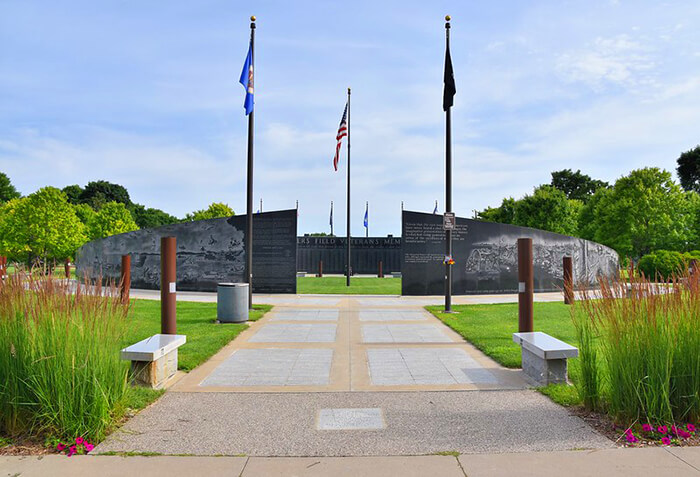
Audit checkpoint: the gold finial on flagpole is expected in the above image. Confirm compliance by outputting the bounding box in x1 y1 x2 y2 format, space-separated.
445 15 451 21
251 15 256 21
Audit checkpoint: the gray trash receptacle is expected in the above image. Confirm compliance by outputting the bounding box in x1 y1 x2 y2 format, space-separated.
217 283 249 323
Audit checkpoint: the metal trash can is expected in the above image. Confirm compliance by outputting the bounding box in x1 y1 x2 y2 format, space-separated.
217 283 249 323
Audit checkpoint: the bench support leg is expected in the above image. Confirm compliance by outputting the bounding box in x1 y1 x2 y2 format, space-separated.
521 348 568 386
130 349 178 389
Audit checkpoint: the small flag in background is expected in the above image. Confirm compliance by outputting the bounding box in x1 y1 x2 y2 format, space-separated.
433 201 438 214
333 103 348 171
443 37 456 111
240 42 254 115
363 202 368 229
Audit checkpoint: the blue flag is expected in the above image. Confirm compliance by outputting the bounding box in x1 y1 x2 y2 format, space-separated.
240 42 254 115
363 204 368 228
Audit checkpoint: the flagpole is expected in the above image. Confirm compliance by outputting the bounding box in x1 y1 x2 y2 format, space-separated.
246 15 256 310
346 87 351 287
365 201 368 237
444 15 453 313
330 200 334 236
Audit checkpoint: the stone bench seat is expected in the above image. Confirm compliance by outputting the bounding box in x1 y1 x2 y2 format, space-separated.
121 334 186 389
512 332 578 386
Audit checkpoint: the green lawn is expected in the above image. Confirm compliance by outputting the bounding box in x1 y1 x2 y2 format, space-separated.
427 302 582 406
297 276 401 294
123 300 272 371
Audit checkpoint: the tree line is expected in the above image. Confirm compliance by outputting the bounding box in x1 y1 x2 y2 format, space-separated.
478 146 700 261
0 175 234 265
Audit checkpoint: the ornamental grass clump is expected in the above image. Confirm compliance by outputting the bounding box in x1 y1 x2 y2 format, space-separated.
576 268 700 425
0 270 130 441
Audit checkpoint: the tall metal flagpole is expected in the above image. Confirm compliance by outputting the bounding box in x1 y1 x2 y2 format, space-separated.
444 15 454 312
330 201 334 236
246 16 256 310
346 87 351 287
365 201 369 237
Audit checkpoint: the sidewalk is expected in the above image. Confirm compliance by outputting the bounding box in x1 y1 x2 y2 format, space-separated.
3 447 699 476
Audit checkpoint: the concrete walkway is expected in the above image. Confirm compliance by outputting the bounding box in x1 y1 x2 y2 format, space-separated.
4 448 700 476
96 295 611 456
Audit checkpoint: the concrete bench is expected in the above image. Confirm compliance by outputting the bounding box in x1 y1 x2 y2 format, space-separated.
512 332 578 386
121 334 186 389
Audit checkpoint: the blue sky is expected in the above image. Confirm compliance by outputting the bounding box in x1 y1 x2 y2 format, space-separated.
1 1 699 236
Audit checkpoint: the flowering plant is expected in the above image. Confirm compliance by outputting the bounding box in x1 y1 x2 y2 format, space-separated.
624 423 697 446
56 437 94 456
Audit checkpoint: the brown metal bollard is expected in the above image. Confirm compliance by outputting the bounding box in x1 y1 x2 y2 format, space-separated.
120 254 131 304
161 237 177 334
517 238 534 332
378 260 383 278
64 258 71 279
0 256 5 289
317 260 323 278
563 256 574 305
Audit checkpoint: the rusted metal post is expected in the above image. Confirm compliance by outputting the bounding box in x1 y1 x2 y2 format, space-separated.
317 260 323 278
64 258 71 279
161 237 177 334
518 238 534 332
378 260 383 278
0 256 5 289
563 256 574 305
120 254 131 304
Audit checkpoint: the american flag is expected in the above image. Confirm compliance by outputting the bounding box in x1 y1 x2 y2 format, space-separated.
333 103 348 171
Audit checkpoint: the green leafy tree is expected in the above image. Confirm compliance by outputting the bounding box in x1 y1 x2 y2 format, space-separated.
128 203 180 229
0 187 87 264
478 197 516 224
0 172 21 202
79 180 131 209
90 202 139 239
185 202 234 221
594 168 691 258
677 145 700 193
62 184 83 204
512 185 579 235
550 169 608 202
577 187 610 241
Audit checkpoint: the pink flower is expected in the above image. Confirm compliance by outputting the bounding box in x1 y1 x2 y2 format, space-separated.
84 443 94 452
642 424 653 433
661 436 671 445
56 443 66 451
625 433 638 443
68 445 76 456
75 437 84 445
658 425 668 434
688 424 696 433
679 430 691 439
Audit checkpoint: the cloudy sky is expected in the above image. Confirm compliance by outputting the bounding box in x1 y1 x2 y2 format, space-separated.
1 1 699 236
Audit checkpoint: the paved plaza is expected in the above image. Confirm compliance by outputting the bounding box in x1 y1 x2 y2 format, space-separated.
95 294 614 456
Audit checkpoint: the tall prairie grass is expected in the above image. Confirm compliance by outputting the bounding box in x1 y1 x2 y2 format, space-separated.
0 270 130 441
576 268 700 424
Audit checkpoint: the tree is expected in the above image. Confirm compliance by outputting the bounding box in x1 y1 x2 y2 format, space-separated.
512 185 579 235
79 180 131 209
62 184 83 204
676 145 700 193
594 168 691 258
90 202 139 239
550 169 608 202
0 172 21 202
478 197 516 224
0 187 87 264
576 187 610 241
128 203 180 229
185 202 234 221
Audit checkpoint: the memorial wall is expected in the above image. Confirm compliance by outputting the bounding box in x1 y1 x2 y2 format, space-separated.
401 210 619 295
76 209 297 293
296 236 401 274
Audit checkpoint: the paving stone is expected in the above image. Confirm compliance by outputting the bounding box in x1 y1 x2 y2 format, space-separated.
317 408 385 430
271 310 340 322
367 348 497 386
201 349 333 386
362 324 452 343
358 310 428 321
249 324 338 342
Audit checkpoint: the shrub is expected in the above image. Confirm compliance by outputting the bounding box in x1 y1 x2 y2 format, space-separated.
0 271 129 441
637 250 686 280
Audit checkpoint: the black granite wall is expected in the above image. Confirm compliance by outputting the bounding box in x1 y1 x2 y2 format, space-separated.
75 210 297 293
401 210 619 295
296 236 401 274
